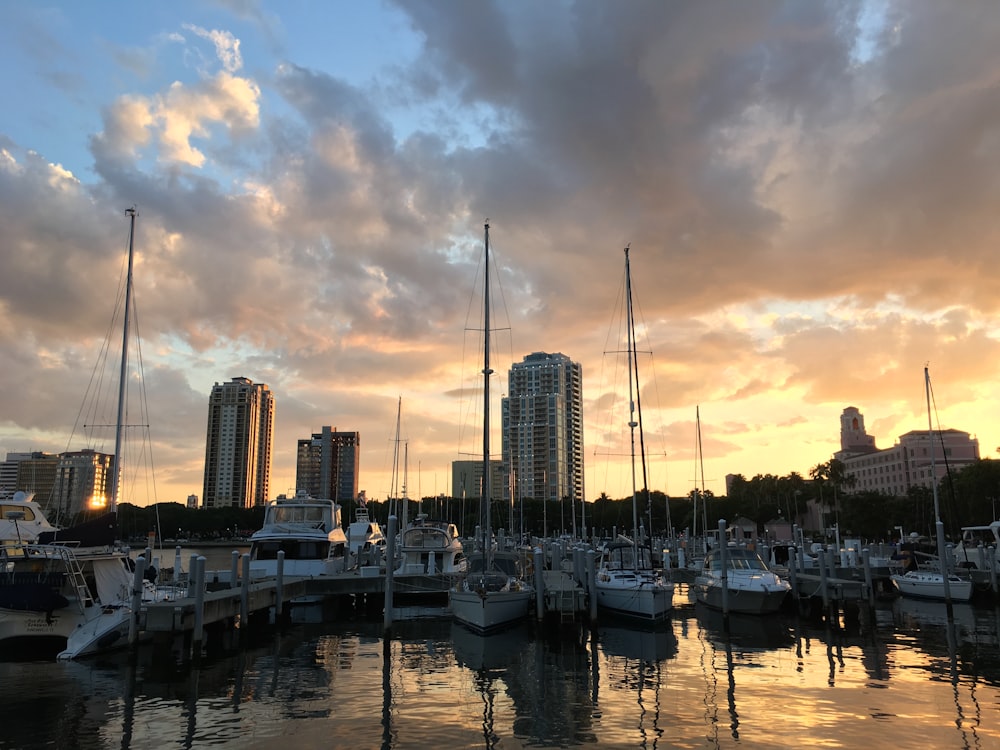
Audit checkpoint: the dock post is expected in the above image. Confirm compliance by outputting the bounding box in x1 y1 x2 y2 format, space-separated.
241 553 251 633
587 548 597 622
174 546 182 586
231 550 240 589
988 545 997 594
935 521 954 607
534 547 545 620
788 548 798 598
819 548 830 615
192 556 206 657
383 515 397 635
275 550 285 621
862 548 874 606
129 555 146 648
718 519 729 616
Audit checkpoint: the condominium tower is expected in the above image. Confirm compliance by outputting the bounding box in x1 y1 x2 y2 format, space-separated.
296 427 360 502
202 377 275 509
501 352 584 505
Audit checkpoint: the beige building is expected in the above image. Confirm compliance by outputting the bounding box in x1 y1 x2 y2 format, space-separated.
835 406 979 496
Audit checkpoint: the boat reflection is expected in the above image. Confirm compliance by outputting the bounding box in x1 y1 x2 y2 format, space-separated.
598 622 679 664
691 602 795 743
593 622 678 748
694 602 796 650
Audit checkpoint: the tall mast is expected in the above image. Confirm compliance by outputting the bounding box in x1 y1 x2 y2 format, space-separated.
482 220 493 552
925 365 952 602
625 246 639 567
110 207 136 512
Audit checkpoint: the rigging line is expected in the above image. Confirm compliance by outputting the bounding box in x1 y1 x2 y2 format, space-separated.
927 368 962 529
70 227 132 454
592 258 631 498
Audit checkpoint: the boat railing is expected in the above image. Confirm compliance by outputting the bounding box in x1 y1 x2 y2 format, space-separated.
1 543 96 613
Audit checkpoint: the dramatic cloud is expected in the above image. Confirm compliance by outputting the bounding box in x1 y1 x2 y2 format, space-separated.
1 1 999 505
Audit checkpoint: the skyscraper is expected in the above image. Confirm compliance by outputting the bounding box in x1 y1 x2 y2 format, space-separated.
501 352 584 506
202 376 274 509
296 427 360 502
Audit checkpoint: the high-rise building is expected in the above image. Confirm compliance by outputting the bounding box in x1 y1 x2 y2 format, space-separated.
50 449 116 518
296 427 360 502
501 352 584 505
202 376 275 509
6 452 60 514
452 459 506 505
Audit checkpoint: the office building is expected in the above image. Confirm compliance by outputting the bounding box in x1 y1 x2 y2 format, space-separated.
296 427 360 502
202 376 275 509
501 351 584 504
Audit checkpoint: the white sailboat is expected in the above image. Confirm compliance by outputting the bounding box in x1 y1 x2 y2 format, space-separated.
890 366 974 604
0 207 165 660
449 220 532 634
593 246 674 623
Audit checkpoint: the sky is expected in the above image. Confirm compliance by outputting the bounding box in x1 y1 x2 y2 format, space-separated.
2 0 999 508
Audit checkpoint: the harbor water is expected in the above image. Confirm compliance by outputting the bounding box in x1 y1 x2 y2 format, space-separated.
1 548 999 749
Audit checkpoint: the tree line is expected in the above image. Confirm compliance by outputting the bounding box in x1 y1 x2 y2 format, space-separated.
114 457 1000 544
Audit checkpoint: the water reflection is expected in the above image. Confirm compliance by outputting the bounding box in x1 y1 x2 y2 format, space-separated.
3 603 1000 748
451 622 529 749
594 622 678 748
690 603 796 744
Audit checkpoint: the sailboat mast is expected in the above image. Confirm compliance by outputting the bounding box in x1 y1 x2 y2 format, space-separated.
624 247 640 565
482 220 493 551
925 365 953 602
697 405 708 542
925 366 942 522
390 397 402 519
110 207 136 512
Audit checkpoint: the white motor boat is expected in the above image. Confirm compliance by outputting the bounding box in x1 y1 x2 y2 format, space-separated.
249 490 349 579
953 520 1000 573
594 538 673 622
0 538 143 659
396 514 467 575
693 545 791 615
346 503 386 569
0 492 59 547
890 570 974 602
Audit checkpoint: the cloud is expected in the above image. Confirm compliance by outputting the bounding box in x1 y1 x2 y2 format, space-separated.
183 24 244 73
2 2 1000 503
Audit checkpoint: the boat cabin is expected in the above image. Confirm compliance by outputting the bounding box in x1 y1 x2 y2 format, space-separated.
601 540 656 571
703 546 769 573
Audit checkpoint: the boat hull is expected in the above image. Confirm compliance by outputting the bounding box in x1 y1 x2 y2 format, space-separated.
0 607 77 656
891 572 974 602
450 587 532 635
594 574 673 622
693 576 790 615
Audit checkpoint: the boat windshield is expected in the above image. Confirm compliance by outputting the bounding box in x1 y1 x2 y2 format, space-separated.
604 544 654 569
961 525 1000 546
269 505 328 526
708 549 767 571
